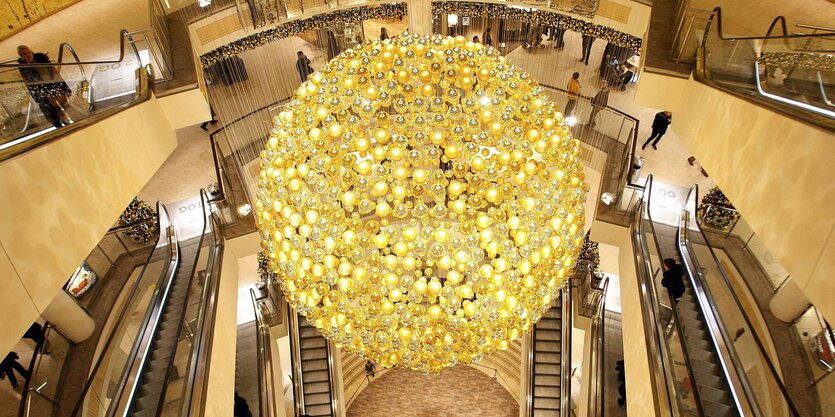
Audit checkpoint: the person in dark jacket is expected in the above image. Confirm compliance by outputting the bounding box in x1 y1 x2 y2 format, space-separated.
296 51 313 83
588 80 610 128
580 34 596 65
234 391 253 417
380 27 389 41
661 258 686 303
0 352 29 389
642 111 673 149
482 27 493 46
17 45 72 128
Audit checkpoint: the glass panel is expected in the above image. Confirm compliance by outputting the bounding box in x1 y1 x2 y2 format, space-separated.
161 200 212 417
683 191 796 417
71 205 173 417
643 198 700 417
20 325 73 417
0 38 146 153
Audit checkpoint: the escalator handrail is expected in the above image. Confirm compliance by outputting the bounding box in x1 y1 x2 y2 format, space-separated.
586 277 608 417
68 201 176 417
679 185 802 417
560 285 572 417
106 202 180 417
286 306 306 416
0 30 141 68
140 190 212 417
250 288 280 417
177 189 226 417
701 7 830 44
631 174 697 417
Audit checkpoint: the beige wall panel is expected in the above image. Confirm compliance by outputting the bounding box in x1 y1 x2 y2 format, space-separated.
203 245 241 416
0 241 40 356
0 97 177 313
802 226 835 321
635 72 835 322
158 88 212 129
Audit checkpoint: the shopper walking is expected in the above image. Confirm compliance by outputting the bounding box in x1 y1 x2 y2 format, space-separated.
482 27 493 46
580 34 596 65
296 51 313 83
0 352 29 389
642 111 673 149
564 72 581 117
551 26 566 49
17 45 73 128
588 80 609 128
661 258 686 303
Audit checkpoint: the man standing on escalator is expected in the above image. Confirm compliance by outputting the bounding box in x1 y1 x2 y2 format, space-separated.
661 258 686 304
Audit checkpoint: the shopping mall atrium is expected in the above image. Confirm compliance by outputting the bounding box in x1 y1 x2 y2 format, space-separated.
0 0 833 416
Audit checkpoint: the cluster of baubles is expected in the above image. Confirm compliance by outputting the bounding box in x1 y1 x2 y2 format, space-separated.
256 33 588 373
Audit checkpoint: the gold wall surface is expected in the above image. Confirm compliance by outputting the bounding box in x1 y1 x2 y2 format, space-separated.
0 96 183 356
635 72 835 323
0 0 81 40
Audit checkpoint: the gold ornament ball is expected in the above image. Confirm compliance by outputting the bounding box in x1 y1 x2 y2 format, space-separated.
256 33 588 374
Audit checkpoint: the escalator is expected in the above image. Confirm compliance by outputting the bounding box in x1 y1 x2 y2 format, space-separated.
632 175 802 417
671 278 739 417
127 237 201 417
66 190 225 417
528 286 572 417
288 310 336 417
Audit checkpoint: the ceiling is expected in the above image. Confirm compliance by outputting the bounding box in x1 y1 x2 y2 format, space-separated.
0 0 82 41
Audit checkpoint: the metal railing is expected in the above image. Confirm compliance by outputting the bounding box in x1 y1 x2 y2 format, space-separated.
0 29 153 162
250 288 281 417
693 7 835 131
631 175 692 417
679 185 802 417
559 285 572 417
68 200 176 417
586 277 608 417
286 307 306 417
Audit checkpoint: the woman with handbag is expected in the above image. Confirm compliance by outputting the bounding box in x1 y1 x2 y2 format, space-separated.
17 45 73 127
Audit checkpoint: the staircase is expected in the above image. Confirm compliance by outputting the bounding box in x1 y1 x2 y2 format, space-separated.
530 290 567 417
127 239 199 417
295 313 335 417
674 283 740 417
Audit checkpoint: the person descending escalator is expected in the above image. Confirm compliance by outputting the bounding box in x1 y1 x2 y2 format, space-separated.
661 258 686 304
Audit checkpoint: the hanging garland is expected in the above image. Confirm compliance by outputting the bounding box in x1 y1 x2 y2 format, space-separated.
697 187 740 229
200 3 408 68
199 1 642 68
257 250 278 284
433 2 642 50
576 230 600 272
118 197 158 245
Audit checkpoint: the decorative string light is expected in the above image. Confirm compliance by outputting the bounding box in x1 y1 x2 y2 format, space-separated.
256 34 588 373
199 1 644 68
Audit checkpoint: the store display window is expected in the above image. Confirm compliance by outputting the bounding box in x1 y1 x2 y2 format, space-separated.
65 262 98 298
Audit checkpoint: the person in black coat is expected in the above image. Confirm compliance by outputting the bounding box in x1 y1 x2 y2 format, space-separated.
588 80 610 128
580 34 596 65
661 258 686 303
642 111 673 150
296 51 313 83
234 391 253 417
0 352 29 389
380 27 390 41
482 27 493 46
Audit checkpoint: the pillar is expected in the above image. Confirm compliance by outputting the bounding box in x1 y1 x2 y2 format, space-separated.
41 291 95 343
406 0 433 35
769 278 811 323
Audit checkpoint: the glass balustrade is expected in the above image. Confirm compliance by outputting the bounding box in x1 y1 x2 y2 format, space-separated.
69 202 175 417
0 31 152 161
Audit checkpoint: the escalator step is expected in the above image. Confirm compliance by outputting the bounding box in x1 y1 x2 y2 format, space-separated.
696 383 731 405
700 398 734 417
134 393 162 412
533 363 560 375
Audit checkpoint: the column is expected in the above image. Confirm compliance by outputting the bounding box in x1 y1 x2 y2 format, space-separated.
769 278 811 323
41 291 95 343
406 0 433 35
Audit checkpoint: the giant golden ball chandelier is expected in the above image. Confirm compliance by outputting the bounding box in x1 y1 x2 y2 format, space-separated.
256 33 588 373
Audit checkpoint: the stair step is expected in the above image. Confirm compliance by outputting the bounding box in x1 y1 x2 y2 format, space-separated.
533 363 560 375
534 385 560 398
304 369 330 383
134 393 161 412
534 397 560 410
302 358 329 372
696 383 731 405
305 380 330 395
700 398 735 417
305 402 333 417
534 374 560 387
